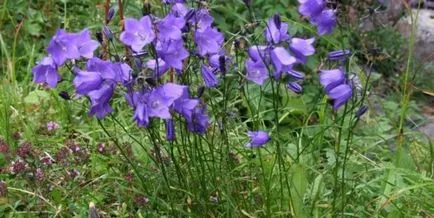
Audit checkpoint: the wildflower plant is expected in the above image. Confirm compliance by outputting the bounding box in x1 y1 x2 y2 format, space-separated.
28 0 378 216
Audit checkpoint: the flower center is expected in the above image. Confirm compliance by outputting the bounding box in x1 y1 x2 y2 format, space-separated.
150 100 160 109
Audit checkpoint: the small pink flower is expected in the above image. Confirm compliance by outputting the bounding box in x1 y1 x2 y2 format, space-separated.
35 168 45 181
46 121 60 131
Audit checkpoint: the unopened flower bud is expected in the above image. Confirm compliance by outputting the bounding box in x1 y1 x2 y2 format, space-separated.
102 25 113 41
107 7 116 23
355 105 369 118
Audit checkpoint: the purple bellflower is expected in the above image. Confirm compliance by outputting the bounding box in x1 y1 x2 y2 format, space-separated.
47 29 80 66
201 65 219 87
173 87 199 121
270 47 297 79
246 58 269 85
311 9 336 35
298 0 325 18
88 84 115 119
156 40 189 71
32 56 60 88
157 14 186 41
290 38 316 64
319 68 353 110
70 29 100 59
297 0 336 35
187 104 209 135
120 16 155 52
265 14 290 44
246 131 270 148
194 27 224 56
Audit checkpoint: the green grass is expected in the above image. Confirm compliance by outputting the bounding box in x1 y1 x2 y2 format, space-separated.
0 0 433 217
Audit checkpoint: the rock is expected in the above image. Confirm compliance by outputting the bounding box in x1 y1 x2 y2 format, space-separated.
396 9 434 61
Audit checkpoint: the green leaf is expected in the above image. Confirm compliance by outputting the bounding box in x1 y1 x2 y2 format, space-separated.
291 164 308 218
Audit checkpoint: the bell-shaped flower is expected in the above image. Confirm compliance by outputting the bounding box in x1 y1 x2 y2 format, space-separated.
32 56 60 88
120 16 155 52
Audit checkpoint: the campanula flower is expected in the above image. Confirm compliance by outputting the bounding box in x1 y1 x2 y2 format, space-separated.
298 0 325 18
71 29 100 59
156 40 189 70
190 9 214 31
319 67 353 110
120 16 155 52
173 87 199 121
327 84 353 110
146 58 170 78
270 47 296 79
87 84 115 119
264 14 290 44
47 29 80 65
311 9 336 35
246 131 270 148
73 69 103 95
158 14 185 41
187 104 209 135
290 38 316 64
245 58 269 85
319 68 345 92
32 56 60 88
194 27 224 56
201 65 219 87
297 0 336 35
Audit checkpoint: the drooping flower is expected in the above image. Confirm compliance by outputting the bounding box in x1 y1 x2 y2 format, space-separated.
290 38 316 64
47 29 80 65
70 29 100 59
187 105 209 135
156 40 189 71
264 14 290 44
245 58 269 85
201 65 219 87
190 9 214 31
32 56 60 88
130 83 186 127
120 16 155 52
87 84 115 119
319 68 345 92
310 9 336 35
246 131 270 148
270 47 297 79
157 14 186 41
298 0 325 18
146 58 170 78
319 67 353 110
173 87 199 120
297 0 336 35
327 84 352 110
194 27 224 56
73 69 103 95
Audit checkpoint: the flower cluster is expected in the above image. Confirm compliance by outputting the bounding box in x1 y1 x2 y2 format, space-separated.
246 14 315 94
31 0 344 147
298 0 337 35
32 29 100 88
319 67 352 110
